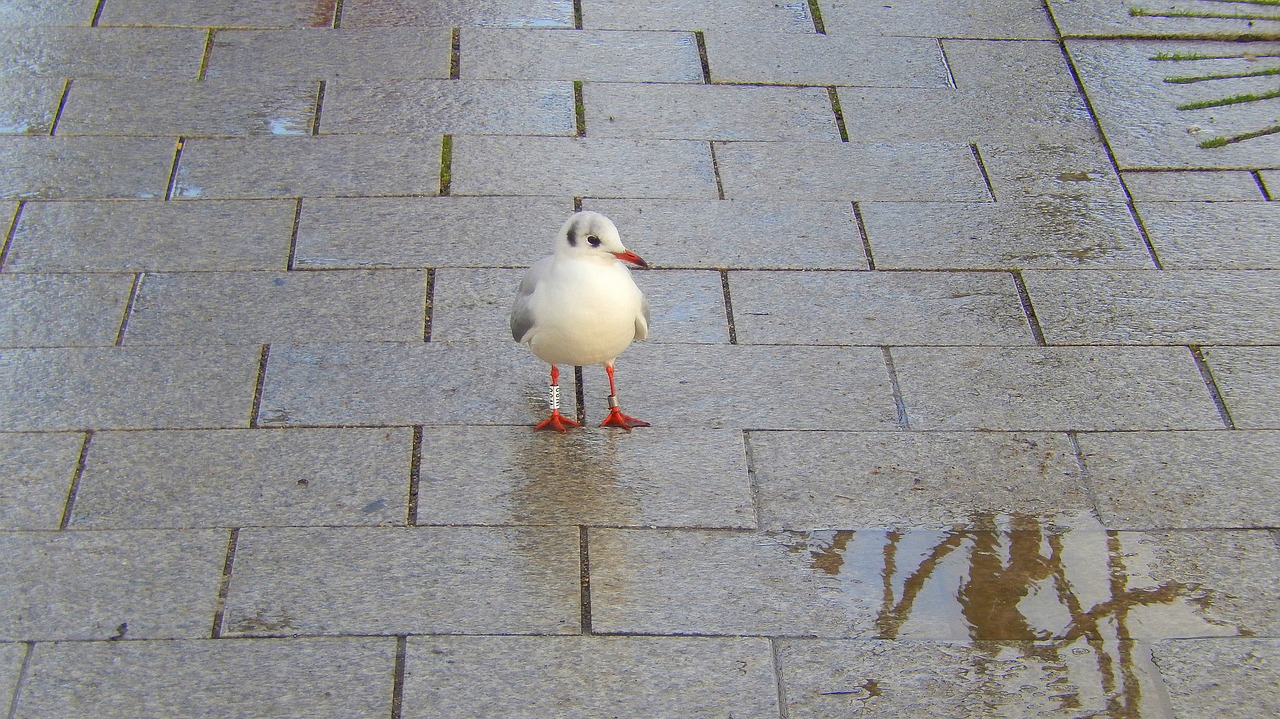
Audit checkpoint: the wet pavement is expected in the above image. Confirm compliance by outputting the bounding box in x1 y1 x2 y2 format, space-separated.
1 0 1279 717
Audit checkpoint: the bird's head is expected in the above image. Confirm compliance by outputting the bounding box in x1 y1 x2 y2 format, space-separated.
555 211 648 268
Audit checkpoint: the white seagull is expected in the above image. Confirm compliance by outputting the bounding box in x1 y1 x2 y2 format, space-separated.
510 211 651 432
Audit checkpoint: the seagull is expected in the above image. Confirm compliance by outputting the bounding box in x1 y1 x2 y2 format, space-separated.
510 211 651 432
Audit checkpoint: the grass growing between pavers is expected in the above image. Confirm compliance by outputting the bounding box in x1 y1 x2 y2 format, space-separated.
438 134 452 196
1164 66 1280 83
1198 123 1280 147
1177 87 1280 109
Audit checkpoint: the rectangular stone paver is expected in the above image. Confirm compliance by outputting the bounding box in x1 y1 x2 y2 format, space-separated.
715 142 990 202
403 636 780 718
16 637 394 719
223 526 580 636
0 273 134 347
5 199 297 272
584 82 840 141
1123 170 1268 201
822 0 1056 39
1 643 23 714
123 270 428 345
99 0 339 27
582 0 815 33
172 136 441 199
749 431 1086 530
619 343 899 430
204 28 452 80
58 79 319 136
461 28 703 82
941 39 1077 91
0 528 226 641
977 139 1128 202
293 196 573 269
1049 0 1280 39
432 267 728 344
1026 270 1280 345
861 200 1152 270
416 426 752 527
0 346 260 431
0 432 81 530
0 0 98 25
0 27 205 79
1137 201 1280 269
777 639 1168 719
891 347 1223 431
341 0 575 28
0 77 62 135
1202 346 1280 429
0 137 176 200
704 33 951 87
730 270 1033 346
451 136 717 198
581 199 868 269
321 79 574 136
70 428 412 529
257 341 552 427
1079 430 1280 530
1153 638 1280 719
1262 171 1279 198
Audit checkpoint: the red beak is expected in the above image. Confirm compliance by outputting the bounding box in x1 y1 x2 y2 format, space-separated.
612 250 649 269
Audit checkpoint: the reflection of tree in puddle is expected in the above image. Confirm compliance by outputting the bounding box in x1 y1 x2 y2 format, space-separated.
783 514 1242 716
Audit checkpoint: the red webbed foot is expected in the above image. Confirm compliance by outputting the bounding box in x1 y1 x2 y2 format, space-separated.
534 410 582 433
599 407 650 430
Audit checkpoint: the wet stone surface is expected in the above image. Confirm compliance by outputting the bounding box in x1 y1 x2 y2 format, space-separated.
0 272 135 347
1153 638 1280 719
1137 201 1280 269
1122 169 1268 201
341 0 575 28
0 432 82 530
1202 346 1280 429
0 77 62 135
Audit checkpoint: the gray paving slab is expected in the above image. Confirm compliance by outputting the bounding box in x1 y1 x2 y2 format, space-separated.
581 199 868 269
612 343 899 430
57 79 319 137
342 0 573 27
1068 39 1280 169
891 347 1223 431
749 431 1087 530
730 270 1033 346
172 136 441 199
0 27 205 79
99 0 338 27
1079 430 1280 530
204 28 453 80
777 639 1170 719
1026 269 1280 345
0 273 133 347
433 267 727 343
861 200 1152 270
978 139 1129 202
461 28 703 82
584 82 840 141
1262 170 1280 197
1 643 23 715
0 345 259 431
0 78 62 134
715 141 990 202
5 199 296 272
0 432 81 530
941 39 1078 90
416 426 752 527
257 341 555 427
582 0 814 33
403 636 780 718
123 269 427 345
0 528 226 641
293 196 573 269
0 0 98 25
703 32 951 87
223 526 580 635
16 637 395 719
1201 346 1280 428
70 428 411 529
451 136 718 199
822 0 1056 39
0 137 175 200
1138 201 1280 269
1048 0 1280 39
1122 170 1268 201
1152 638 1280 719
321 79 574 136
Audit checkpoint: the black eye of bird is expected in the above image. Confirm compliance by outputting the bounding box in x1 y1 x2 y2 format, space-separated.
587 235 602 247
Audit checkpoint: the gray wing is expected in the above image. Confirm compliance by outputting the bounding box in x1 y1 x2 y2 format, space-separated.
510 257 550 343
634 289 650 341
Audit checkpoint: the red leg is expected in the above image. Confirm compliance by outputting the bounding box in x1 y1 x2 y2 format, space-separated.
599 363 649 430
534 365 581 432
